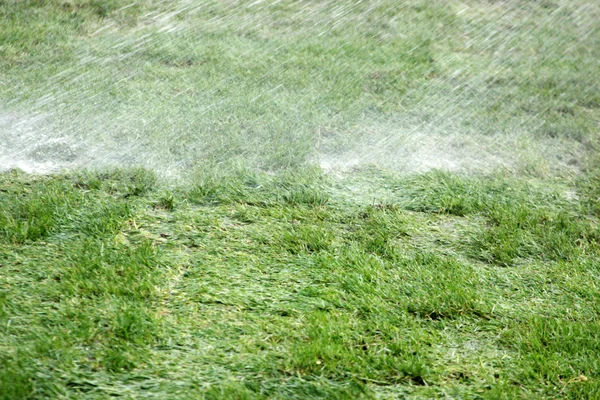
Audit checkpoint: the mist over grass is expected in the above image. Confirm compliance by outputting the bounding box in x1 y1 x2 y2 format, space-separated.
1 0 598 176
1 0 600 399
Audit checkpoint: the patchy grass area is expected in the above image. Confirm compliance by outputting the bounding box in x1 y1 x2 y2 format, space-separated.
1 0 600 399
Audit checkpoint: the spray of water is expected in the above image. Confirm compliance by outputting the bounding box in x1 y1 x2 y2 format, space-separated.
1 0 598 178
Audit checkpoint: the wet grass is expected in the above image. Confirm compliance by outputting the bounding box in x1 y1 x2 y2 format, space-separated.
1 0 600 398
1 0 599 173
1 165 599 399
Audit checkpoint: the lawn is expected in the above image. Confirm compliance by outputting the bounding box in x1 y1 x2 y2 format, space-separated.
1 1 599 398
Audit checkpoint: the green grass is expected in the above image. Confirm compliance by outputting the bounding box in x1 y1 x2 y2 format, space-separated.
2 0 599 173
2 0 600 398
1 166 599 398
